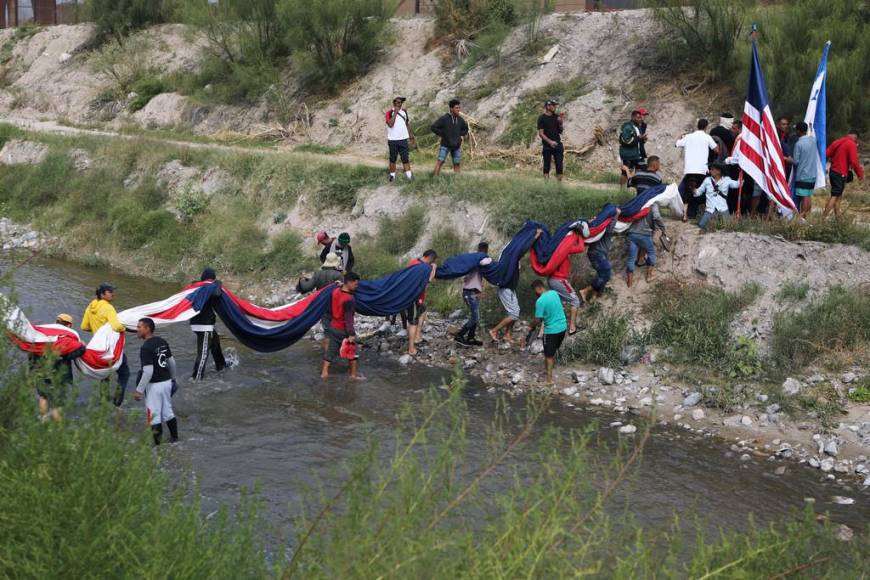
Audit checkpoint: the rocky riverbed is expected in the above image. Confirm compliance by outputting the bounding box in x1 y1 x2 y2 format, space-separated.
308 312 870 490
0 217 46 252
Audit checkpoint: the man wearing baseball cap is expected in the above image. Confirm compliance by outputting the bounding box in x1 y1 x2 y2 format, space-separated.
81 282 131 406
537 99 565 181
320 231 355 273
386 96 416 182
618 110 647 186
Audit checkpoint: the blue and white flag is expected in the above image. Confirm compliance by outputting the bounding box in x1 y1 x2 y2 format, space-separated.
802 41 830 189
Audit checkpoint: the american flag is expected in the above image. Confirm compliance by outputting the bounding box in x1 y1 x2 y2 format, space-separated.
738 41 798 213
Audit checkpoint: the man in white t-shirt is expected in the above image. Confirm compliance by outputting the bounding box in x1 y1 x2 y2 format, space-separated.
675 118 719 220
386 96 416 182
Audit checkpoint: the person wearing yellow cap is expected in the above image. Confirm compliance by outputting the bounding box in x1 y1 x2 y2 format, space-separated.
29 313 82 422
81 283 130 406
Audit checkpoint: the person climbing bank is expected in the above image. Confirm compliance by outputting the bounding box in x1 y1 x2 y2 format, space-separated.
133 317 178 446
320 232 355 273
81 282 130 406
297 252 344 294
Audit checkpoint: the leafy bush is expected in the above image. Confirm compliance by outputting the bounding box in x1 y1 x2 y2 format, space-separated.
128 76 170 112
351 240 400 280
433 0 519 39
559 314 633 367
376 206 426 255
0 331 269 577
757 0 869 135
500 77 588 147
643 0 753 81
279 0 391 94
776 281 810 302
85 0 175 42
90 36 156 101
310 164 384 210
259 229 313 275
646 281 761 368
770 286 870 372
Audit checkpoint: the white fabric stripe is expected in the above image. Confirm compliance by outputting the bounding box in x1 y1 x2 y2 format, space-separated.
117 287 201 327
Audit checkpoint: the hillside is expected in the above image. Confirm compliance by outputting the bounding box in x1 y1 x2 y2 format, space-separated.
0 11 729 180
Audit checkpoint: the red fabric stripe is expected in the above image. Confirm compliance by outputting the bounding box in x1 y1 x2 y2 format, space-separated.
222 286 325 321
530 234 585 276
149 299 194 320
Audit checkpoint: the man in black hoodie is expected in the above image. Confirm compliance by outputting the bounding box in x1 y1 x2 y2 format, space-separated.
431 99 469 176
191 268 228 381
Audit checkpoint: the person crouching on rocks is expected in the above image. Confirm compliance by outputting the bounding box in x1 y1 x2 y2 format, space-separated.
297 252 344 294
526 279 568 385
321 272 362 380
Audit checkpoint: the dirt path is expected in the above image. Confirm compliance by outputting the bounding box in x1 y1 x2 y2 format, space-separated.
0 114 613 191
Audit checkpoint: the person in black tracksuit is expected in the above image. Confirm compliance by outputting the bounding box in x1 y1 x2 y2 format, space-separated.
190 268 227 381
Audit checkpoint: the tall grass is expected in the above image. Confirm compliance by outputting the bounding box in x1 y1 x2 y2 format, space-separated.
559 312 635 367
646 281 761 369
0 323 269 576
715 213 870 251
287 376 870 577
770 286 870 372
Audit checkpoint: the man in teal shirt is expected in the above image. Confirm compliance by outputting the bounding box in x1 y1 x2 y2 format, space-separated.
526 279 568 384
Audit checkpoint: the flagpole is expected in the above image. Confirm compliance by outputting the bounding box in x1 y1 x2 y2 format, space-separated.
736 169 744 218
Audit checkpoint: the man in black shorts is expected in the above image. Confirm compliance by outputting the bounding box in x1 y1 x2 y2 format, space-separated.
386 96 416 182
537 99 564 181
526 279 568 385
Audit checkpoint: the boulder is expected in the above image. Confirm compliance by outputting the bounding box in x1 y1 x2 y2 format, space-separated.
782 377 802 396
682 392 702 407
598 367 615 385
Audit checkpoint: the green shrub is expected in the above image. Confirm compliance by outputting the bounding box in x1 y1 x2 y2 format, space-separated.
428 225 467 260
647 281 761 368
259 229 313 276
770 286 870 372
351 240 400 280
90 36 157 101
756 0 869 135
0 331 269 577
376 206 426 255
279 0 391 94
128 76 170 112
433 0 518 39
500 77 588 147
643 0 753 81
558 314 632 367
776 281 810 302
85 0 175 42
310 164 384 211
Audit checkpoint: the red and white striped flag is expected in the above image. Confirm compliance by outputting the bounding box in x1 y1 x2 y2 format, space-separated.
738 41 798 213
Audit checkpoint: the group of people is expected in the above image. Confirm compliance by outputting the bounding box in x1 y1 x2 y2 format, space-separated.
29 270 233 445
618 109 864 224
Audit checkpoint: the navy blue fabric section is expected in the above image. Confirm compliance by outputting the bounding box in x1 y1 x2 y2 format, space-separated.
185 283 221 312
214 286 335 353
354 264 433 317
618 184 667 217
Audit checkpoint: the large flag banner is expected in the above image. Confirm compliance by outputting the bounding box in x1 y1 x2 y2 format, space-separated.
802 41 830 190
739 41 798 213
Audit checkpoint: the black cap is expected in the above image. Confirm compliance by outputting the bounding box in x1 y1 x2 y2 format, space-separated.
393 96 406 103
545 98 559 106
96 282 115 297
200 268 217 281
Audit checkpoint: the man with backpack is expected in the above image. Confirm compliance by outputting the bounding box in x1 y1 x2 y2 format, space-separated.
386 96 416 182
618 110 646 186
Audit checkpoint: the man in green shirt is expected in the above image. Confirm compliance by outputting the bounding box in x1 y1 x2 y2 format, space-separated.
526 279 568 384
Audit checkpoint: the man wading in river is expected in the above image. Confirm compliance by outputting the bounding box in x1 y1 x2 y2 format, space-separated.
133 317 179 446
191 268 230 381
321 272 362 380
81 283 130 406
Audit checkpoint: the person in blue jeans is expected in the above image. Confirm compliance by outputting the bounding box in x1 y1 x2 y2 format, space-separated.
431 99 469 175
694 162 740 230
580 208 620 303
455 242 492 346
626 203 665 287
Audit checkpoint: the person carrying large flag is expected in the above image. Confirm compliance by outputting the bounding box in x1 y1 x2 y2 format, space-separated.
737 40 798 216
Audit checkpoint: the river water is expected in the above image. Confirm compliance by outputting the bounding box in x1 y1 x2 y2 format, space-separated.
3 255 869 540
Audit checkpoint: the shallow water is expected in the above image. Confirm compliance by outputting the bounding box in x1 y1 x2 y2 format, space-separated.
3 255 869 540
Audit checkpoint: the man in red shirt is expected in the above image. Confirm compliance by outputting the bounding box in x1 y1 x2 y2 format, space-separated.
546 234 582 336
406 249 438 356
321 272 361 380
824 132 865 217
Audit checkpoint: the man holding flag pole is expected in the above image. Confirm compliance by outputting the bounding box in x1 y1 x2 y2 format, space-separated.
737 35 799 218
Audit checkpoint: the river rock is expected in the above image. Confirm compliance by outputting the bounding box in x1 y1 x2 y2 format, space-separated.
764 403 781 415
834 524 854 542
782 377 803 396
691 409 705 421
774 466 786 475
639 397 653 407
756 393 769 403
571 371 586 384
529 340 544 355
561 386 578 397
398 354 413 366
824 439 839 457
598 367 615 385
809 457 820 468
819 458 835 472
740 454 751 462
831 495 855 505
463 358 477 369
841 372 857 384
740 415 753 426
618 424 637 434
858 423 870 439
511 371 525 385
619 345 642 365
683 392 702 407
